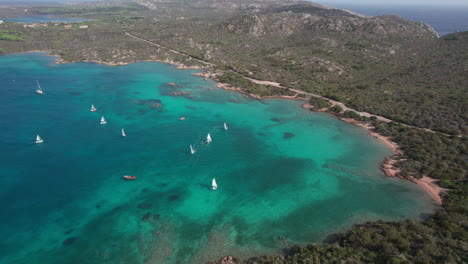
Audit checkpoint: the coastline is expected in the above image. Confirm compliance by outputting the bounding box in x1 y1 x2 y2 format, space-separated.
193 68 445 206
11 50 207 70
301 103 443 205
10 50 444 205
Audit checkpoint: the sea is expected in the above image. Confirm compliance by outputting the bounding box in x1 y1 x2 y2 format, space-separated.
0 53 435 263
2 15 88 23
314 2 468 36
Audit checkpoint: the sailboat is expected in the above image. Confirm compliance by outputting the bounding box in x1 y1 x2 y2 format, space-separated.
35 134 43 144
90 104 97 112
212 178 218 190
121 128 126 137
224 122 228 130
190 144 196 154
100 116 107 125
35 80 44 94
207 133 212 144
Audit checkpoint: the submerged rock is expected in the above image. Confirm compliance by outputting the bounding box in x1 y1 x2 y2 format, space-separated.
142 212 152 221
142 213 161 222
283 132 295 139
62 237 77 246
170 91 189 96
136 99 162 107
168 194 180 202
137 202 152 209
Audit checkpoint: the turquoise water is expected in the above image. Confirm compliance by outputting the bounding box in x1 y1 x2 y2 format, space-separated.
0 53 435 264
3 15 88 23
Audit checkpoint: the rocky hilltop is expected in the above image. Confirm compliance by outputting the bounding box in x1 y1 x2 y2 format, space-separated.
219 4 437 37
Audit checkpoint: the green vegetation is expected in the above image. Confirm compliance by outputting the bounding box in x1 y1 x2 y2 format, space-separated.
217 70 296 97
329 105 343 113
0 30 25 41
374 122 467 180
308 97 332 109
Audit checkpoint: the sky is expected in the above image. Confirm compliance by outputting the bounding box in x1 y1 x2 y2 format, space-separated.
314 0 468 7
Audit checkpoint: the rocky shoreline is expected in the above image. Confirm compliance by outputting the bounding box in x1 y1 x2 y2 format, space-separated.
303 103 444 205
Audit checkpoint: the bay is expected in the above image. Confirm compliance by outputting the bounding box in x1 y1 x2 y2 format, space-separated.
3 15 89 23
0 53 434 263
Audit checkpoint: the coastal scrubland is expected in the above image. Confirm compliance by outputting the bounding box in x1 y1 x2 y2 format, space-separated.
0 0 466 263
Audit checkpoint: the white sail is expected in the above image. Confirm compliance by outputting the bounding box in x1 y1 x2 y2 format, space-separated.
121 128 126 137
207 133 212 143
35 80 44 94
35 134 43 144
100 116 107 124
90 104 96 112
190 144 195 154
212 178 217 190
224 122 228 130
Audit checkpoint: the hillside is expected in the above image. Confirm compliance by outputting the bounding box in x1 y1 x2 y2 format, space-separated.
127 2 465 134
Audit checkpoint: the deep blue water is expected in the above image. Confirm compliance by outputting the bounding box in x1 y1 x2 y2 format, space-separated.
315 2 468 36
3 15 88 23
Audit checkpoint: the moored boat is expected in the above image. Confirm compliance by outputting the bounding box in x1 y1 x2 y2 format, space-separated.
123 175 137 180
190 144 196 154
35 134 43 144
35 80 44 94
212 178 217 190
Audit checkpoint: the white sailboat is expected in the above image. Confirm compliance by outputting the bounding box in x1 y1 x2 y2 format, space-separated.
100 116 107 125
35 134 43 144
212 178 218 190
207 133 212 144
190 144 196 154
121 128 126 137
35 80 44 94
90 104 97 112
224 122 228 130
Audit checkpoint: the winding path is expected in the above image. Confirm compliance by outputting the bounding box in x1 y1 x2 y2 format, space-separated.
125 32 214 67
125 32 457 137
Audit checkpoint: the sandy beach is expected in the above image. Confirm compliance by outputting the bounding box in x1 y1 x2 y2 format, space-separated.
337 118 443 205
409 176 445 205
